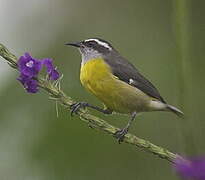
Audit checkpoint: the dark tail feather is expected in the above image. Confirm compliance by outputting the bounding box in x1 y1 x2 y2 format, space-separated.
166 104 184 117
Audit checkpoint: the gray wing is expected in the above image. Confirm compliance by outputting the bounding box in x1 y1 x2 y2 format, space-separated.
104 54 166 103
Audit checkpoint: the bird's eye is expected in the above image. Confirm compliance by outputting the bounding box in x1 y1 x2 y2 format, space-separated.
87 42 93 46
87 41 96 47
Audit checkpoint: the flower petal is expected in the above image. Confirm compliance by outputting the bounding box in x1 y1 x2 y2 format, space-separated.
43 58 54 73
50 69 59 80
25 79 39 93
174 156 205 180
18 53 42 78
43 58 60 80
17 74 39 93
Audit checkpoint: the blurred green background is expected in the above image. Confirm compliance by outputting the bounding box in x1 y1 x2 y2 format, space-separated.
0 0 204 179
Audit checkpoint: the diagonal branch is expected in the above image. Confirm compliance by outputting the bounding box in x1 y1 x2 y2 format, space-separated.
0 43 179 163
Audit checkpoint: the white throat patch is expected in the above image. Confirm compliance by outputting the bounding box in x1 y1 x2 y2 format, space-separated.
85 39 112 50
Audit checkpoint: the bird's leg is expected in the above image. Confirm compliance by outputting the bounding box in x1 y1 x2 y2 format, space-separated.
114 112 137 143
70 102 112 116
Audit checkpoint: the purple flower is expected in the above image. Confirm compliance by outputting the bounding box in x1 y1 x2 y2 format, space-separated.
43 58 59 80
17 53 60 93
174 156 205 180
18 53 42 78
17 74 38 93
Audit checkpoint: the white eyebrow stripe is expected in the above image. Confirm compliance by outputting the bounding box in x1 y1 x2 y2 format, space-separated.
85 39 112 50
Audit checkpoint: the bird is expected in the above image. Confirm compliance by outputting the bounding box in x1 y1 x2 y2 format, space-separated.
66 38 184 143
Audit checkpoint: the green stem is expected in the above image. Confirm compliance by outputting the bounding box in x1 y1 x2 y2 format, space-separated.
0 43 179 163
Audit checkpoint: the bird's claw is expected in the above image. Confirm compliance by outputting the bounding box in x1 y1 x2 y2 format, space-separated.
114 127 128 144
70 102 88 116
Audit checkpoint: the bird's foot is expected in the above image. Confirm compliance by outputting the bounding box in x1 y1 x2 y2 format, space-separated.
70 102 88 116
114 127 129 144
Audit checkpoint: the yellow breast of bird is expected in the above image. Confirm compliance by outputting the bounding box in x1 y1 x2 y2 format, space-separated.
80 58 150 114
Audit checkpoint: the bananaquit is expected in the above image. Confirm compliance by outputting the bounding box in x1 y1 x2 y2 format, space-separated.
66 38 183 142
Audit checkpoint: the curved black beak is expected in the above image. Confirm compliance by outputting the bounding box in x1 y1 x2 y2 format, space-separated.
65 42 81 47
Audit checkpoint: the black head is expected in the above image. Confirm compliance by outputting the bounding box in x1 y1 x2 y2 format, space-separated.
66 38 113 54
